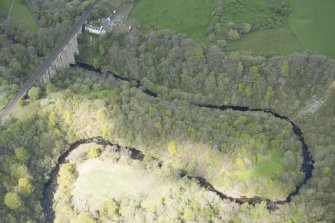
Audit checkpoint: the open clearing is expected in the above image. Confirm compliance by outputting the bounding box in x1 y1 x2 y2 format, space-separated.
228 24 303 55
72 159 171 210
129 0 335 57
129 0 213 42
228 0 335 57
288 0 335 58
0 0 37 32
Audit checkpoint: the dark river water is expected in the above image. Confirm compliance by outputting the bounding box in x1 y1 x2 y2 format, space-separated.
42 62 314 222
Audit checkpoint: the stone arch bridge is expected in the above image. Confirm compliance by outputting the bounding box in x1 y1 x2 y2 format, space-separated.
0 0 101 118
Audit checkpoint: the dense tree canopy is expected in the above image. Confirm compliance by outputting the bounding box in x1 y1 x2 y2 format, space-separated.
0 0 334 222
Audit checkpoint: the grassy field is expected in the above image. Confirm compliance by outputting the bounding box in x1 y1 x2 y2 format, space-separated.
0 0 37 32
222 0 279 25
228 0 335 58
130 0 335 58
227 24 303 55
288 0 335 58
129 0 213 42
72 159 171 210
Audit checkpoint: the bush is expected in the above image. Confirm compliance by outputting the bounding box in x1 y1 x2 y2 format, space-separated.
245 86 252 97
249 66 260 78
167 141 177 154
28 87 40 101
4 192 24 211
228 29 240 40
87 146 101 159
17 178 34 197
281 60 289 76
243 23 252 33
15 148 30 163
75 212 95 223
57 163 77 186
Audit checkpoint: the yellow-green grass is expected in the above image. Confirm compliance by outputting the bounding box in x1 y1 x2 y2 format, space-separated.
72 159 172 210
235 151 284 181
227 24 303 55
234 151 287 198
0 0 38 32
288 0 335 58
129 0 214 43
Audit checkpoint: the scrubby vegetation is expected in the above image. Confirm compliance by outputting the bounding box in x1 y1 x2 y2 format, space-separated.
208 0 290 42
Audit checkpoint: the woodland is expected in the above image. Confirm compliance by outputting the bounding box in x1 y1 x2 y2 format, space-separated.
0 0 334 222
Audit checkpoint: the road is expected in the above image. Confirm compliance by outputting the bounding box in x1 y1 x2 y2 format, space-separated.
0 0 101 119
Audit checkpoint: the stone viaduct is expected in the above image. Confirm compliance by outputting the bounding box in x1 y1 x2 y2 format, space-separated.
39 35 79 85
0 0 101 118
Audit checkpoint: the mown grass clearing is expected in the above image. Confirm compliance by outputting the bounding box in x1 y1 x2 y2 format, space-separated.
129 0 213 42
227 24 303 55
288 0 335 58
72 159 171 210
0 0 37 32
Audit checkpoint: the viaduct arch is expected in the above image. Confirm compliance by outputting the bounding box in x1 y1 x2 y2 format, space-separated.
0 0 101 118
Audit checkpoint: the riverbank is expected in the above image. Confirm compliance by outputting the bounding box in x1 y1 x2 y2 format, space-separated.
42 62 314 222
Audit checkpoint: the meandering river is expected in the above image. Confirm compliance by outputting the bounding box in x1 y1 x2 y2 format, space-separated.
42 62 314 222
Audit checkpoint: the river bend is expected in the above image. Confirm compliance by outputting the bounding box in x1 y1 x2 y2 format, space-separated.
42 62 314 222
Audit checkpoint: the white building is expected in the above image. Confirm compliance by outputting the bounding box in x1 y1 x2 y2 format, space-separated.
85 24 106 35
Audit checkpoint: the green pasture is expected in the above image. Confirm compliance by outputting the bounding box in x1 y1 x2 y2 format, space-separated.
129 0 213 42
228 0 335 58
130 0 335 58
227 24 303 55
0 0 38 32
288 0 335 58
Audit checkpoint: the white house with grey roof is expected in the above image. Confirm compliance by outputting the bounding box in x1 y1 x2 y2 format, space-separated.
84 10 121 35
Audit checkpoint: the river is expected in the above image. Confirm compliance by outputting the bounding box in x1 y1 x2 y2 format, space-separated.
42 62 314 222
